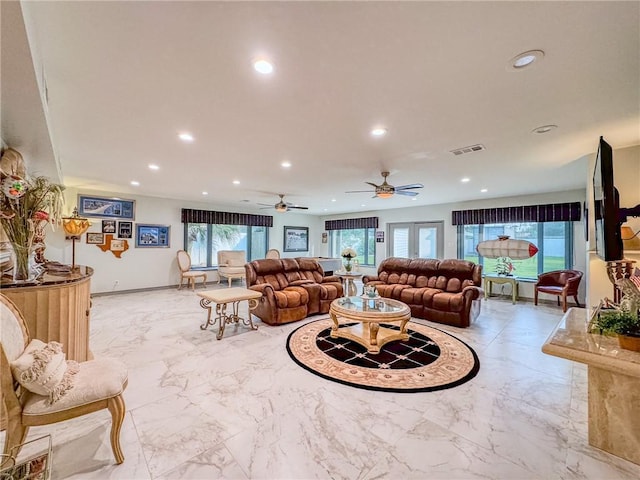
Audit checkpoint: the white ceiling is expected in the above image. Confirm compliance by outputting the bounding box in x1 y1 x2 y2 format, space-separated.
4 1 640 215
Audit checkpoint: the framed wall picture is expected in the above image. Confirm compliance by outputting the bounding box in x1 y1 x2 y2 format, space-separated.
102 220 116 233
136 224 170 248
86 232 104 244
118 221 133 239
78 194 135 220
283 226 309 252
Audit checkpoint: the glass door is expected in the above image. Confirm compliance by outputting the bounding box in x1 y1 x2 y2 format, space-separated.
389 222 443 259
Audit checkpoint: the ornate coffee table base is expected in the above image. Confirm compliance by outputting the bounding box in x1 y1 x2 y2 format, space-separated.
330 317 409 354
329 296 411 354
197 288 262 340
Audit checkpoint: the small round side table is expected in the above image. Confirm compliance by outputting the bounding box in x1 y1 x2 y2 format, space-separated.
336 271 363 297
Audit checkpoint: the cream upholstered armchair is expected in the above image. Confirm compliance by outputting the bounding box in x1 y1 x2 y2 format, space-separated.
0 294 128 464
217 250 247 287
177 250 207 290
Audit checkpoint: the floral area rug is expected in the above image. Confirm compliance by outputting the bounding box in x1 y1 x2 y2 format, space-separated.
286 319 479 393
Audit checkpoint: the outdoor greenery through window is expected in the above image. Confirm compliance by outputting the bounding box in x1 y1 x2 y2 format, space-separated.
185 223 268 268
330 228 375 266
458 222 573 279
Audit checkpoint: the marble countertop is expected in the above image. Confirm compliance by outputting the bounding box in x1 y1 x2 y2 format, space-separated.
542 307 640 377
0 264 93 289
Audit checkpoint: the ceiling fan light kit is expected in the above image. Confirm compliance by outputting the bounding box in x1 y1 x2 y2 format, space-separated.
259 194 309 213
346 171 424 199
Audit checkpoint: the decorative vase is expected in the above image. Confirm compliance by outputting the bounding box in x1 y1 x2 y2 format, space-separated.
11 243 35 282
617 333 640 352
344 258 352 272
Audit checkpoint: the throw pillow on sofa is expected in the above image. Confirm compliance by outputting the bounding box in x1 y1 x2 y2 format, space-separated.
10 339 79 405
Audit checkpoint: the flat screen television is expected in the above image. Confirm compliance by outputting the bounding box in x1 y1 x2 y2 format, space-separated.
593 136 623 261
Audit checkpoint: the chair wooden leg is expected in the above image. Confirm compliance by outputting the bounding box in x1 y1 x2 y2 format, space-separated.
562 294 568 312
556 297 560 306
534 289 539 306
107 395 126 464
4 422 29 459
574 295 582 308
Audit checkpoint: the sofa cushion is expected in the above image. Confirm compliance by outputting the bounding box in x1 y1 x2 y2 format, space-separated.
276 286 309 308
399 287 441 307
432 292 465 313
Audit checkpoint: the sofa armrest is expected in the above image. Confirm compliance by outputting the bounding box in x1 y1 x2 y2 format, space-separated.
462 285 481 300
250 283 275 294
362 275 380 284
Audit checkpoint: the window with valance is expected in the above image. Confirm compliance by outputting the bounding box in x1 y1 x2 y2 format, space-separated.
181 208 273 267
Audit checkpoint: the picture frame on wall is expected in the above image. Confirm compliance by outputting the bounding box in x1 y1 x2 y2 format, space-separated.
136 224 170 248
118 221 133 239
102 220 116 233
86 232 104 244
78 194 135 220
283 226 309 252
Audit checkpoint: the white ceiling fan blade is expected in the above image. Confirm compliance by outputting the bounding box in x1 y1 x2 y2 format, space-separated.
395 190 420 196
346 189 375 193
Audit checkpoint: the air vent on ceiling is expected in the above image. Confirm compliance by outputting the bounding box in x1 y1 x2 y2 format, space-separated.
450 144 485 156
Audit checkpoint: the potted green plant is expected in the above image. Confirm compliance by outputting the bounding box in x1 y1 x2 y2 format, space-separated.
593 309 640 352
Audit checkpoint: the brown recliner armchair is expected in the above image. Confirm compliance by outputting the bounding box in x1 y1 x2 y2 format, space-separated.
534 270 583 312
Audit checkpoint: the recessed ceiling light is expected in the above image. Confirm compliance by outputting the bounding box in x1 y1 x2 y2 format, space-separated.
232 180 240 185
130 180 140 186
480 188 488 193
202 191 208 195
281 161 292 168
323 208 328 211
371 127 388 137
412 197 417 201
254 59 274 75
507 50 544 70
532 124 558 134
361 204 366 207
148 164 160 170
179 132 194 142
331 199 336 202
461 177 470 183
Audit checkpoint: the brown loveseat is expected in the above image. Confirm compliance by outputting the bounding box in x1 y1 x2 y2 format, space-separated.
245 258 344 325
362 257 482 328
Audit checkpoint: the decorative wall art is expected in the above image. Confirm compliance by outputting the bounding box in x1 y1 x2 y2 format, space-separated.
136 224 170 248
78 194 135 220
284 226 309 252
86 232 104 244
118 221 133 239
376 230 385 243
97 234 129 258
102 220 116 233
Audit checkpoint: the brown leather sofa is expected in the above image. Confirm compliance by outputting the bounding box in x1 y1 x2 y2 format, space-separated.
245 258 344 325
362 257 483 328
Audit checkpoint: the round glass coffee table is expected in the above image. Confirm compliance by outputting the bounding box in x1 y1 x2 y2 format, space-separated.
329 296 411 353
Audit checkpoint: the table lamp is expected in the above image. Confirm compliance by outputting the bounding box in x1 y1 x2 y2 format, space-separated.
62 207 91 268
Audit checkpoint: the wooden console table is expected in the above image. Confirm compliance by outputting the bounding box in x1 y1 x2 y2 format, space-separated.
542 308 640 465
483 274 519 304
1 266 94 362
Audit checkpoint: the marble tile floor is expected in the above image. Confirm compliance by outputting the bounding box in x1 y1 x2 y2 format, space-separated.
4 286 640 479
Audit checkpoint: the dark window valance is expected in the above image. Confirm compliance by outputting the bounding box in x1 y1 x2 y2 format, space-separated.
181 208 273 227
451 202 581 225
325 217 378 231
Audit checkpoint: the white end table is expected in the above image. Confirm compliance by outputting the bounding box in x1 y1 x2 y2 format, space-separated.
336 271 363 296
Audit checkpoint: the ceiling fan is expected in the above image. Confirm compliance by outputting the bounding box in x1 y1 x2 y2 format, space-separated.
258 194 309 213
346 171 424 198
